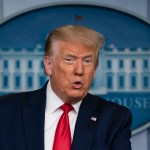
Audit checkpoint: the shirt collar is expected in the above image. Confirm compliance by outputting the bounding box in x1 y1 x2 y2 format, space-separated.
46 80 82 114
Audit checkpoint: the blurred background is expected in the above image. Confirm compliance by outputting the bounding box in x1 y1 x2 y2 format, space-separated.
0 0 150 149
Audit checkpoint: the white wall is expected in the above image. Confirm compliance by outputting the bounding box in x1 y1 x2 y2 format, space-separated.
131 130 149 150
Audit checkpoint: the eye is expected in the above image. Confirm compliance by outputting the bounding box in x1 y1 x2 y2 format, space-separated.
66 58 72 61
85 59 91 63
64 56 75 64
83 58 93 64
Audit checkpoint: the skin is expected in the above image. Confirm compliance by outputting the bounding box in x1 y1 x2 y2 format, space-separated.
44 40 98 104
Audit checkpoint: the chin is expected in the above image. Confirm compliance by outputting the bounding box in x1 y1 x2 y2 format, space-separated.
68 97 82 104
66 89 88 101
69 92 86 102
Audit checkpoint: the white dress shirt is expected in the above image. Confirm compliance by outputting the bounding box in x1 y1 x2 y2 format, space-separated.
44 81 82 150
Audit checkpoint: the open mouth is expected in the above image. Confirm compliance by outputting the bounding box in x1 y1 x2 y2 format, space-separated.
72 81 82 89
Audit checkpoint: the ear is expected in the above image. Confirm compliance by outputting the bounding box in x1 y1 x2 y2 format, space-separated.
44 56 53 75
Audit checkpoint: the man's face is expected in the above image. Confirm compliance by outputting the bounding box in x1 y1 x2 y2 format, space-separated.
44 41 97 104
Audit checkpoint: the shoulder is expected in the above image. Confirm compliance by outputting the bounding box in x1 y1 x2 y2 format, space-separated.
0 90 37 103
0 87 45 110
0 81 48 105
87 93 132 132
0 91 35 112
87 93 131 117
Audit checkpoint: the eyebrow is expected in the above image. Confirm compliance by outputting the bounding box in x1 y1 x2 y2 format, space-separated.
64 53 94 58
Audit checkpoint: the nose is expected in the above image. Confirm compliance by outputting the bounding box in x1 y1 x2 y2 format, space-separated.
74 60 83 76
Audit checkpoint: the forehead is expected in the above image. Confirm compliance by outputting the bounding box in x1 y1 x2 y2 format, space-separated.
54 40 98 56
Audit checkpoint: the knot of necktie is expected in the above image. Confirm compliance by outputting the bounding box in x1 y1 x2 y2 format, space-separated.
60 103 74 114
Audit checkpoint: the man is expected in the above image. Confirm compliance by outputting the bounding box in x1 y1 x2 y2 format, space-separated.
0 25 132 150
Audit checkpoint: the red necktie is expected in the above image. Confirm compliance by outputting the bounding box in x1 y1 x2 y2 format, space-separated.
53 103 73 150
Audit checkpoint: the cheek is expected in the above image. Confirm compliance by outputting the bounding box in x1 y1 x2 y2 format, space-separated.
84 71 95 84
58 64 74 77
52 65 72 83
87 68 95 76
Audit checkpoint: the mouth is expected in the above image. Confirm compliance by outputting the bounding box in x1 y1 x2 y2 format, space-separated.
72 81 83 89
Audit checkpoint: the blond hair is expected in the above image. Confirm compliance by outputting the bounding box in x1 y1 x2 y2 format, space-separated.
44 25 104 67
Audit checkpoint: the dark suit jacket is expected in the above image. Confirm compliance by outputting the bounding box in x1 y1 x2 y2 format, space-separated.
0 82 132 150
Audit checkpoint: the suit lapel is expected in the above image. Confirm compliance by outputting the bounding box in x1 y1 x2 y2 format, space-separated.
23 84 101 150
71 94 101 150
23 85 46 150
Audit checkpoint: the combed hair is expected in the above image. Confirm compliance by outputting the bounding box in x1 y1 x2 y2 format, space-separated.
44 25 105 67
